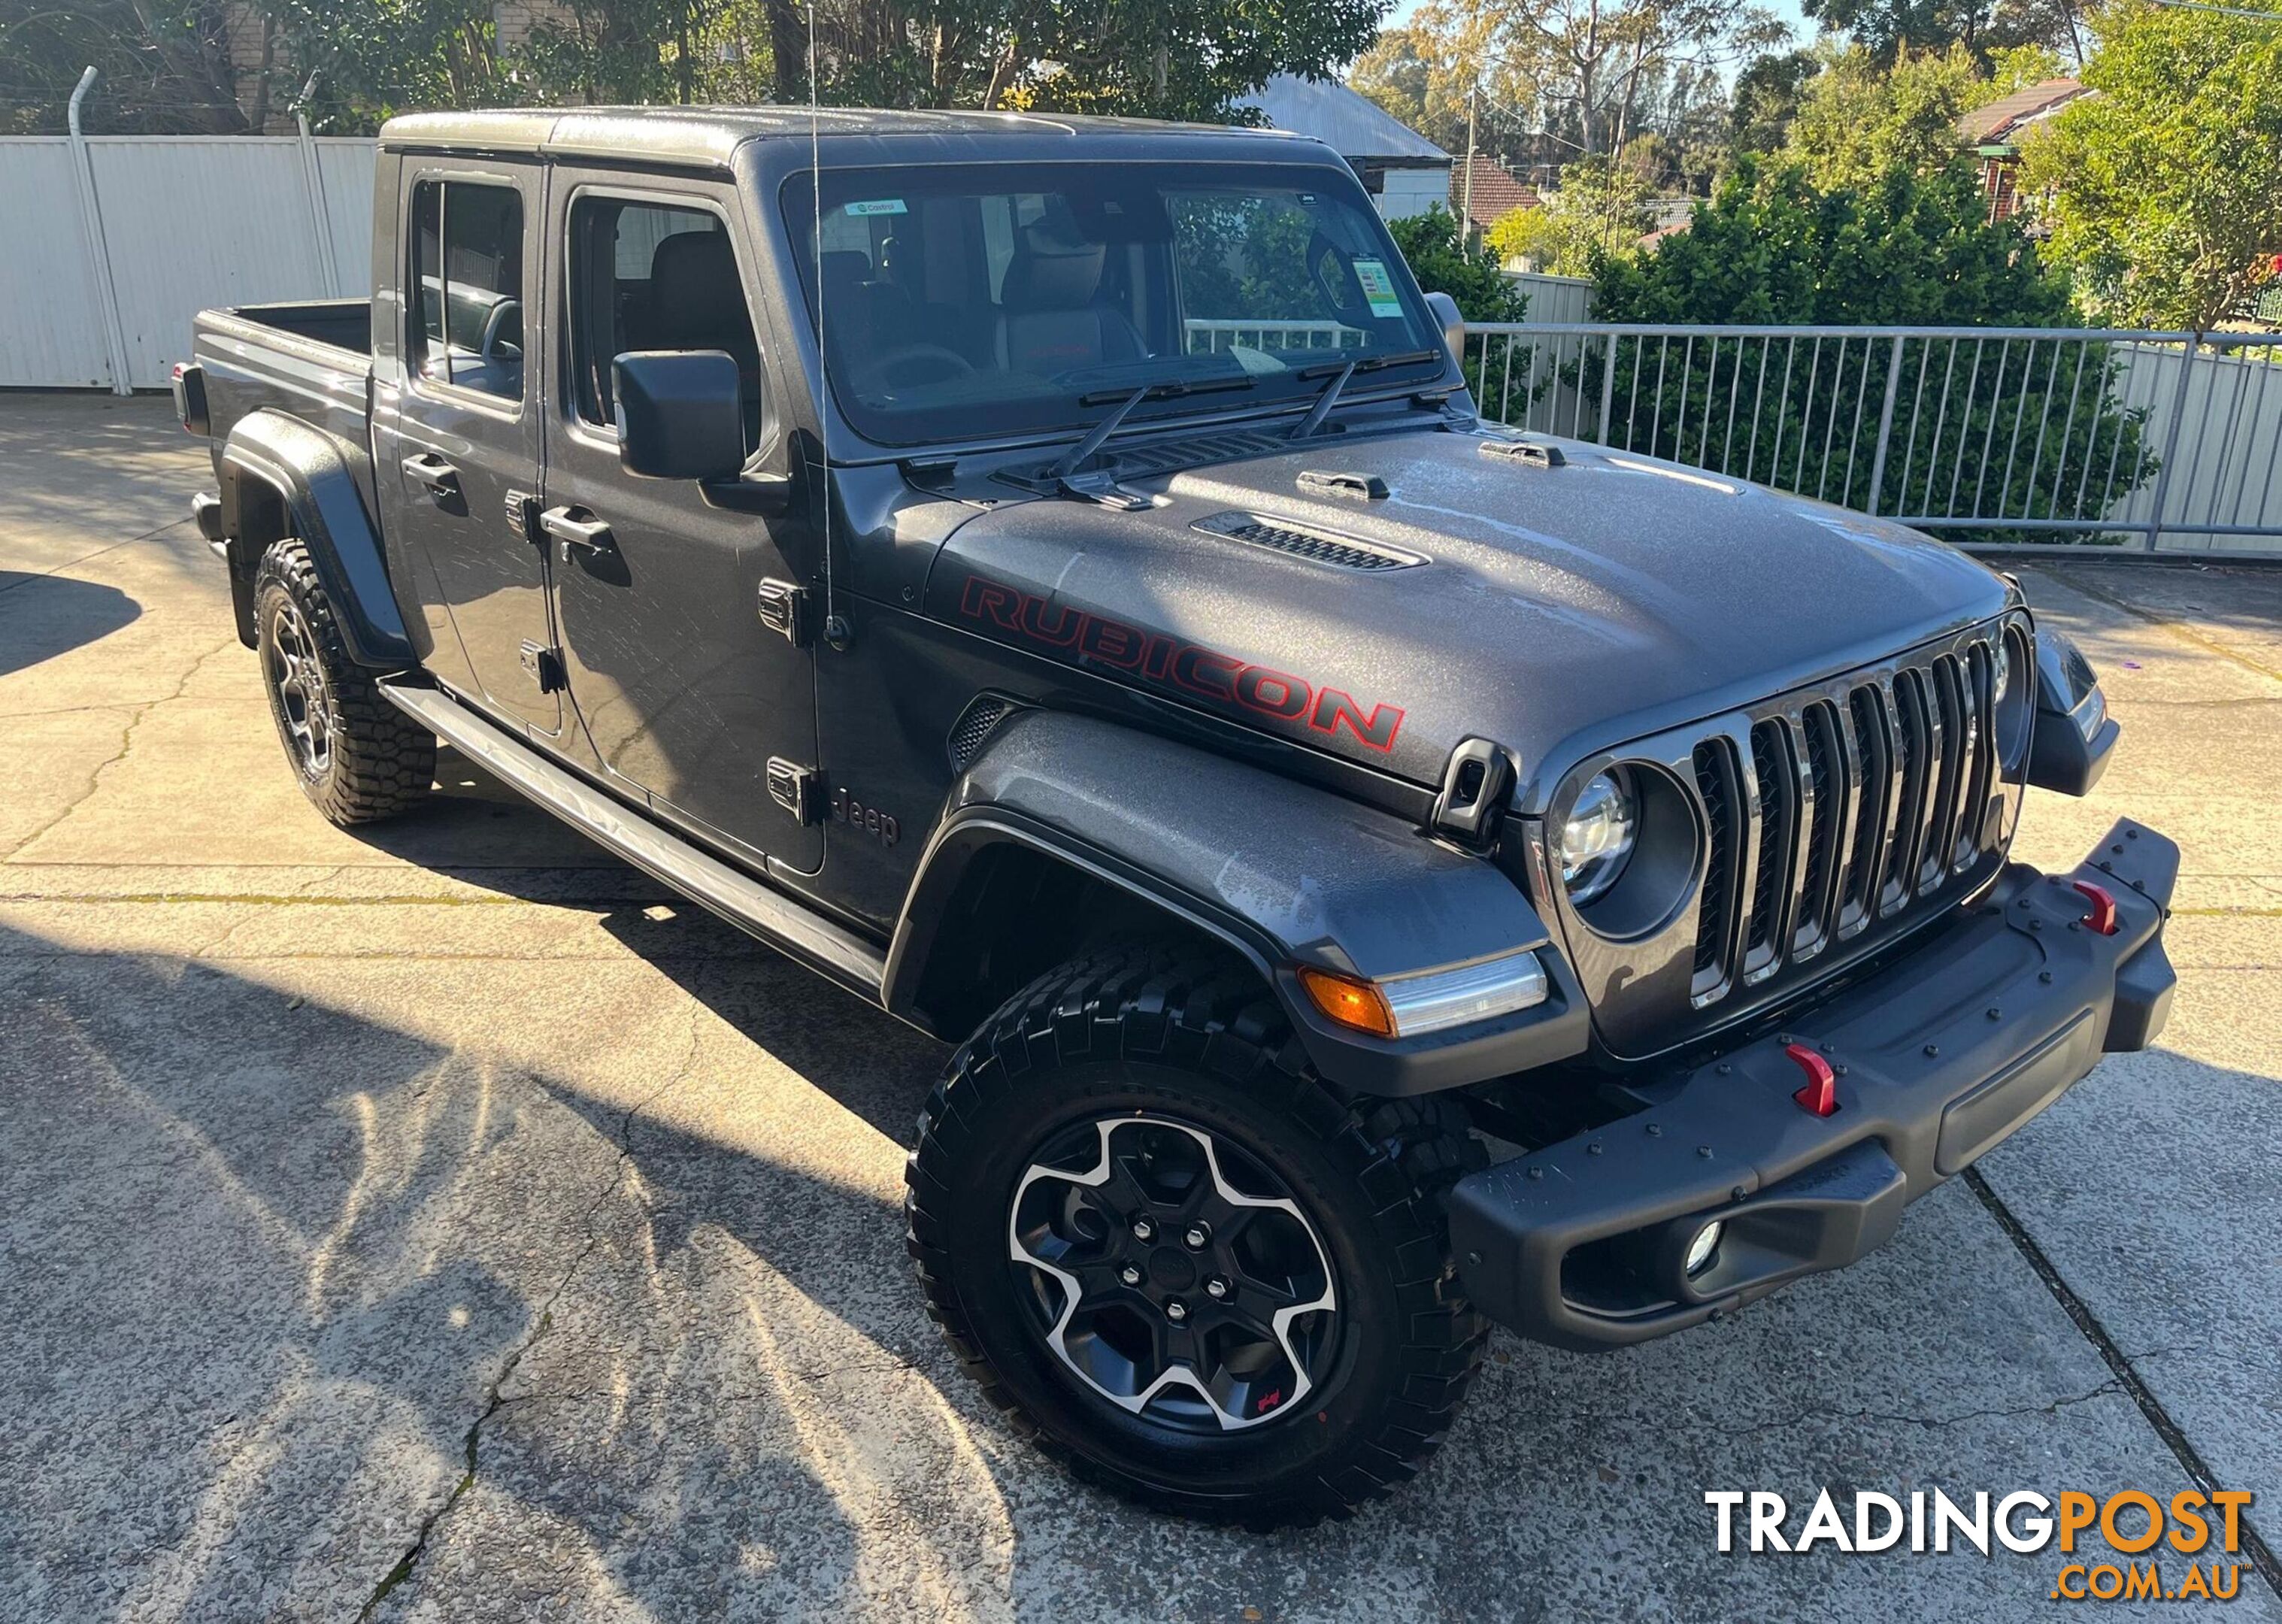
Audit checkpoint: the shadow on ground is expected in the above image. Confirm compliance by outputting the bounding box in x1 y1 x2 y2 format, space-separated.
0 573 141 676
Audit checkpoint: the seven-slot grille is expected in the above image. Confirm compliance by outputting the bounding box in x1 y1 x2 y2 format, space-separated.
1684 632 2005 1009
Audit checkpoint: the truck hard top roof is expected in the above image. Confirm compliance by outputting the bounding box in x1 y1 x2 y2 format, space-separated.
377 105 1329 173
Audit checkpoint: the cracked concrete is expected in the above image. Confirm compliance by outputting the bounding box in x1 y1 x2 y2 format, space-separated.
3 392 2280 1622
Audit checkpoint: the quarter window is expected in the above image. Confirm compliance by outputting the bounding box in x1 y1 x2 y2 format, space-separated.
408 180 526 401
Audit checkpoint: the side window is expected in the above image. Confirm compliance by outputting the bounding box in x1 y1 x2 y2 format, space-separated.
567 196 761 450
408 179 525 401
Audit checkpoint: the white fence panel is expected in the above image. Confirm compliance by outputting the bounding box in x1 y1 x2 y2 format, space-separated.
2107 342 2282 553
0 134 377 392
0 140 115 388
314 138 379 292
89 137 335 388
1508 271 1592 326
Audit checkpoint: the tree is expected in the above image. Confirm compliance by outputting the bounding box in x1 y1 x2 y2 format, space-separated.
1348 23 1476 155
1783 41 1986 191
1586 156 2147 533
1354 0 1786 176
2024 0 2282 333
1728 47 1817 154
1486 153 1655 271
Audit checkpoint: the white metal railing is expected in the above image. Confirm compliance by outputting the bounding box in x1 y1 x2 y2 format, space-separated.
1183 318 1366 355
1464 323 2282 556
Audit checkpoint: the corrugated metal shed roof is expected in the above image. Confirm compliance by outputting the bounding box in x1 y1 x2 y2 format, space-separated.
1235 76 1450 165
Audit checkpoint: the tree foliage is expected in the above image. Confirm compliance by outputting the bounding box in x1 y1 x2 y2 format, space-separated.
0 0 1383 132
1350 0 1787 180
2023 0 2282 332
1586 156 2147 535
1783 41 1987 190
1486 153 1655 273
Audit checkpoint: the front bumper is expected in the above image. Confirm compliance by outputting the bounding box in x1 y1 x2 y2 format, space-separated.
1449 819 2177 1350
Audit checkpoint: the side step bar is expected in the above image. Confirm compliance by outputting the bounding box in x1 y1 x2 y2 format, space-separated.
380 680 887 1001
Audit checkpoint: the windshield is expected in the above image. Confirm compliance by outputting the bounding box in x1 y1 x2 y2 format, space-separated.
782 162 1448 447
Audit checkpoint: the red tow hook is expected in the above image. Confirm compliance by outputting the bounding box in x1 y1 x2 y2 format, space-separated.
1784 1043 1840 1117
2072 880 2120 935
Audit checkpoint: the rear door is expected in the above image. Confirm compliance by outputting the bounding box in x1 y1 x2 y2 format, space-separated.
540 175 822 870
373 162 559 734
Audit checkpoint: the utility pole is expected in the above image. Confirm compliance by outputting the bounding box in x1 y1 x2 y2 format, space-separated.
1462 84 1478 245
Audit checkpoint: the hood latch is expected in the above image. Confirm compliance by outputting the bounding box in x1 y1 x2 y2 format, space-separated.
1432 737 1516 847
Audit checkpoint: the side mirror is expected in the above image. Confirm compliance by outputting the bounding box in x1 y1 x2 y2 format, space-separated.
613 350 749 481
1423 291 1466 367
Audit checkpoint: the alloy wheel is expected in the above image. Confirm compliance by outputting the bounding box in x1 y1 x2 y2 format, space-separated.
264 597 333 777
1007 1113 1340 1434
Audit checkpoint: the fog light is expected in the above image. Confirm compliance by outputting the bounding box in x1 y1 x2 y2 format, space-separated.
1685 1220 1723 1277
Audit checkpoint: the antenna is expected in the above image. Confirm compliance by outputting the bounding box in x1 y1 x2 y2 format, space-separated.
808 2 843 648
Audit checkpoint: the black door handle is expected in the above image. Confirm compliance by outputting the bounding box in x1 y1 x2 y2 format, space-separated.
541 505 615 556
401 453 460 497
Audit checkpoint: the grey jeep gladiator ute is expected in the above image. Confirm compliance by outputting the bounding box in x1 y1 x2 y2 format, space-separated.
177 105 2175 1526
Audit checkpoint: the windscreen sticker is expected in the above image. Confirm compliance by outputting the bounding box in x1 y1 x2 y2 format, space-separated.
844 198 908 217
1351 258 1405 318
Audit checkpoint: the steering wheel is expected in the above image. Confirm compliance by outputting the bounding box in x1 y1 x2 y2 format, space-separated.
853 344 976 395
479 297 523 362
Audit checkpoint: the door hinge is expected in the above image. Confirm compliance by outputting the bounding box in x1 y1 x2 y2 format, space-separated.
756 577 811 646
519 639 567 695
505 489 543 546
767 757 821 824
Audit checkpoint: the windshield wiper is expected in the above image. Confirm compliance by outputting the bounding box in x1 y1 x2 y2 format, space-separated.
1288 348 1442 441
1046 374 1257 508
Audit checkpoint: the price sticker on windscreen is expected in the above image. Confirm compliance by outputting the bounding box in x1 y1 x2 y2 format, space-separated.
1351 258 1405 319
844 198 908 217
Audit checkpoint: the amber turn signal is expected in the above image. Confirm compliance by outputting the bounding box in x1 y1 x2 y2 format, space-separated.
1296 965 1398 1039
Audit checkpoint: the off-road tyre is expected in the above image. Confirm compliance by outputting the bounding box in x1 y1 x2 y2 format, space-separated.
906 941 1490 1526
253 538 434 826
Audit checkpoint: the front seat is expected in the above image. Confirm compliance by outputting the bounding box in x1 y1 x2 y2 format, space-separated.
996 232 1144 377
645 230 763 438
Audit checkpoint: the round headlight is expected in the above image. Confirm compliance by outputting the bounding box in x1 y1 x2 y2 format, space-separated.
1561 769 1638 905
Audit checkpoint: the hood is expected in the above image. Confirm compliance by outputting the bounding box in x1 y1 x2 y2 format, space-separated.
928 429 2011 805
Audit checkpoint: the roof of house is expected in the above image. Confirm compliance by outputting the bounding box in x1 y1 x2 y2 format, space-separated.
1450 154 1540 231
1235 75 1450 164
1955 78 2089 147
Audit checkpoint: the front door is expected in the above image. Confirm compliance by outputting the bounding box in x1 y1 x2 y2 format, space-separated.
541 178 822 870
374 163 558 733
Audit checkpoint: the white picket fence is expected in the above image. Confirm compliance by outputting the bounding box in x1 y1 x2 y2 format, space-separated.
0 134 377 391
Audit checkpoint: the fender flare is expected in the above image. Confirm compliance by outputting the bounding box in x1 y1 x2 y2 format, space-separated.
883 710 1588 1094
218 410 414 668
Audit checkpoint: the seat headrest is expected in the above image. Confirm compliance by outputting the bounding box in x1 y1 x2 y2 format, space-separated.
650 230 741 317
1003 234 1108 313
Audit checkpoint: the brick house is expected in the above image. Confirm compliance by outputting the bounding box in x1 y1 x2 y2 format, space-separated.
1956 77 2090 223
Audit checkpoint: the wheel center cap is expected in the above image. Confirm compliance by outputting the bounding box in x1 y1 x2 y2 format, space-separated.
1148 1247 1198 1290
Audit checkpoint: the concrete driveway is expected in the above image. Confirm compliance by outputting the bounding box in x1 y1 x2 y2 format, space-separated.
2 392 2277 1622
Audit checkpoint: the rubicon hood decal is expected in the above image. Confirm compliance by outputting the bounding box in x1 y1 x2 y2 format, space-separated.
959 576 1404 752
932 430 2008 799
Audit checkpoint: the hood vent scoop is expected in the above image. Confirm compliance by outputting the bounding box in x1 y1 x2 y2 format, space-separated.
1192 511 1426 572
1480 437 1566 469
